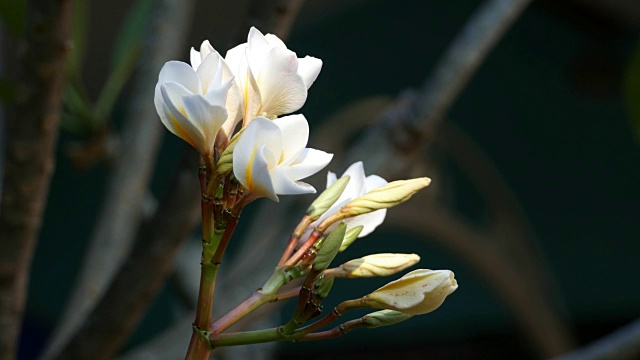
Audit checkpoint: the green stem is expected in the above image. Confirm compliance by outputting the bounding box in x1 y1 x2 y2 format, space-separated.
210 328 286 347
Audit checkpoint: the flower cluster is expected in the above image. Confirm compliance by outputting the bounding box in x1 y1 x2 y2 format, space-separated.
155 27 329 201
154 27 458 352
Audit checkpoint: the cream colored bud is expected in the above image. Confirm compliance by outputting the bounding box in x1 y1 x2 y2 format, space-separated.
307 176 350 219
339 225 363 252
362 310 412 328
364 269 457 315
336 253 420 278
342 178 431 215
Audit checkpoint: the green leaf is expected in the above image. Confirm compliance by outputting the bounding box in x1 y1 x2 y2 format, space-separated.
0 0 26 36
313 222 347 271
624 39 640 145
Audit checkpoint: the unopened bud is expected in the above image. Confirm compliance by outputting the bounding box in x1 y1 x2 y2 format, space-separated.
336 253 420 278
342 178 431 215
362 309 412 328
364 269 457 315
307 176 350 219
339 225 363 252
313 222 347 271
215 128 245 176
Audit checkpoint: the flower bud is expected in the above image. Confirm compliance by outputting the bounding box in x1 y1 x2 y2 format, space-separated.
306 176 350 219
313 222 347 271
362 310 412 328
339 225 363 252
215 128 245 176
335 253 420 278
342 178 431 216
364 269 457 315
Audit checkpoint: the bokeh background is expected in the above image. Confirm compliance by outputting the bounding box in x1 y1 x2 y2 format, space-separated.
2 0 639 359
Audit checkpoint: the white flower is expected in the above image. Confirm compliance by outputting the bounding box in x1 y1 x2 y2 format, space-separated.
318 161 389 237
364 269 458 316
154 48 240 155
225 27 322 123
232 115 332 201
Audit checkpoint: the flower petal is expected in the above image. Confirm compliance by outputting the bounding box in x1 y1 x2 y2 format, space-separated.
246 27 272 75
256 46 307 117
190 47 202 70
224 43 247 75
160 82 206 151
264 33 286 48
249 146 278 201
238 52 262 123
272 114 309 161
181 94 228 154
158 61 201 93
345 209 387 237
279 148 333 181
196 51 223 95
297 56 322 88
233 117 282 197
365 175 388 192
270 167 316 195
327 171 338 187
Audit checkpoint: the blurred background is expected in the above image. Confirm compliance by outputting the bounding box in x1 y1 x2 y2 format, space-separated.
1 0 639 359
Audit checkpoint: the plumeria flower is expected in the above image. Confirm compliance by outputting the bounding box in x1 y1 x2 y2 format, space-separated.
154 46 240 155
364 269 458 315
225 27 322 123
232 115 332 202
317 161 388 238
190 41 242 143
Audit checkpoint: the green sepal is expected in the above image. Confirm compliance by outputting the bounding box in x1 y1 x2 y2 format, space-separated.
313 222 347 271
314 276 334 298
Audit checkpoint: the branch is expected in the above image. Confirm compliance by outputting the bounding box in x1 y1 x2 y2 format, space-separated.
0 0 73 358
40 0 197 358
552 318 640 360
346 0 533 176
55 152 200 360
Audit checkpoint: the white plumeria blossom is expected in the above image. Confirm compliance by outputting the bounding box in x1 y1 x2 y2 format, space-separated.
365 269 458 316
232 114 332 202
154 47 241 155
225 27 323 123
318 161 389 237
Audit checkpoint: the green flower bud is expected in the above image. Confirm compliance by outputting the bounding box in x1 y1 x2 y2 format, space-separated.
362 309 412 328
313 222 347 271
307 176 350 220
336 253 420 278
339 225 363 252
215 128 245 176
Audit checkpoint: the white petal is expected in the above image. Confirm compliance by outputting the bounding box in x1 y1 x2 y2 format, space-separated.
218 58 242 138
239 53 262 122
345 209 387 237
340 161 367 200
327 171 338 187
365 175 388 192
297 56 322 88
279 148 333 181
264 33 286 48
224 43 247 75
247 27 271 74
272 114 309 161
181 94 228 154
233 117 282 194
200 40 214 60
160 83 206 152
257 46 307 117
271 167 316 195
158 61 201 93
196 51 223 94
190 48 201 70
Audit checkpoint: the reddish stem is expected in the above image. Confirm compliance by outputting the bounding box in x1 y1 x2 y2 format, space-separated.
284 230 323 268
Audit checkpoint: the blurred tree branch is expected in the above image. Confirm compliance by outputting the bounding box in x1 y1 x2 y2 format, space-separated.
0 0 73 358
552 317 640 360
40 0 197 358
